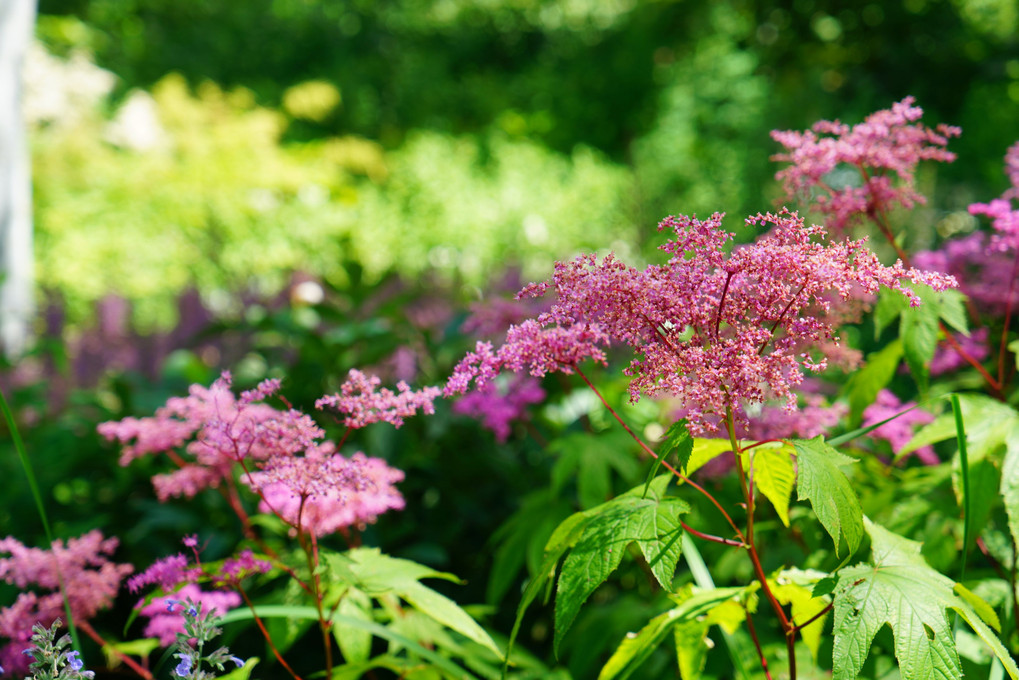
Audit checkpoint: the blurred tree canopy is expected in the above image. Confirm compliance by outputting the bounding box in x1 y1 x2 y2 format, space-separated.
29 0 1019 327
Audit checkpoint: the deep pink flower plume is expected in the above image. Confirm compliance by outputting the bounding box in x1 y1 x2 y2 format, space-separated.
771 97 960 233
862 389 937 464
969 140 1019 253
316 369 441 429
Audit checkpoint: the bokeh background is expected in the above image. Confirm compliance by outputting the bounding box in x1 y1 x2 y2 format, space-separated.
2 0 1019 676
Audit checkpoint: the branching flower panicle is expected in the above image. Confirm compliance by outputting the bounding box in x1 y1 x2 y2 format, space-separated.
0 532 132 676
771 97 960 232
969 140 1019 253
98 373 323 500
315 369 441 429
478 209 954 435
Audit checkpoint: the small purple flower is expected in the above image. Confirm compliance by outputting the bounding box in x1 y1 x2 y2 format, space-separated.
21 649 34 657
67 651 83 671
187 605 198 617
174 655 193 677
229 656 245 668
182 535 199 549
165 598 181 613
1 661 5 674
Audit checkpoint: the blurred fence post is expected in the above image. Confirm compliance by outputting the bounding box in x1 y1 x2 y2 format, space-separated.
0 0 37 357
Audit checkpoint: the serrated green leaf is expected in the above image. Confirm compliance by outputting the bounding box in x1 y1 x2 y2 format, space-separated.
598 586 750 680
843 340 903 426
874 287 909 339
1001 425 1019 551
752 444 796 527
686 438 736 477
793 437 864 557
336 587 374 664
772 581 829 662
953 582 1001 632
935 289 969 334
832 519 1019 680
660 419 694 472
901 300 939 393
554 485 690 654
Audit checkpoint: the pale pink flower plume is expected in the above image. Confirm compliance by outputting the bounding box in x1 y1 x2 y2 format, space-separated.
862 389 937 464
969 140 1019 253
771 97 960 233
246 445 405 537
492 209 952 435
137 584 241 647
316 369 441 429
453 375 546 442
99 373 324 500
0 531 133 674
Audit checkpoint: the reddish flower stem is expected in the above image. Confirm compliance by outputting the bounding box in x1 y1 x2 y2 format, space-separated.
997 250 1019 386
744 611 774 680
789 602 833 634
236 584 305 680
574 366 745 544
680 520 744 547
76 620 153 680
724 409 795 680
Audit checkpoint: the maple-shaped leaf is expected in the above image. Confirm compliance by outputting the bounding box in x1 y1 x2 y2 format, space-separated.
832 518 1019 680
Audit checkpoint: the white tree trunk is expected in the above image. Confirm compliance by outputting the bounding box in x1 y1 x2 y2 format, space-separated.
0 0 36 357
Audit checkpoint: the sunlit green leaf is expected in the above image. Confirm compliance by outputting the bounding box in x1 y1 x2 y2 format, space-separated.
793 437 864 557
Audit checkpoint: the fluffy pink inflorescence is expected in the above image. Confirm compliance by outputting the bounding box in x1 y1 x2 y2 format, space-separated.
452 375 546 442
316 369 441 429
969 140 1019 253
137 584 242 647
211 550 273 588
0 531 133 674
245 445 405 537
98 373 324 500
862 389 937 464
480 210 953 436
771 97 960 233
444 320 610 397
127 553 201 594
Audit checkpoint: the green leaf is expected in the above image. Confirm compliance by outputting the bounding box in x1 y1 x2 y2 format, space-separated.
842 340 903 426
660 419 694 473
751 443 796 527
686 438 736 477
218 657 259 680
325 549 501 661
935 289 969 334
597 586 751 680
1008 339 1019 369
793 437 864 557
831 519 1019 680
550 432 642 509
772 580 829 662
874 287 909 339
554 480 690 654
336 587 374 664
220 606 481 680
900 299 940 393
1000 425 1019 550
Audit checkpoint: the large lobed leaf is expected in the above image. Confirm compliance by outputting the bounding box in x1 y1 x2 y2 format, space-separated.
832 519 1018 680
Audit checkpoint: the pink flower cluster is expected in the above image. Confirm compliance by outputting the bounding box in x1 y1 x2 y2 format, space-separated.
137 584 242 646
98 373 323 500
929 329 990 376
772 97 960 232
479 210 952 435
445 320 610 397
316 369 441 429
0 531 133 674
453 375 546 442
913 232 1018 316
246 445 405 537
969 140 1019 253
862 389 937 464
101 372 412 537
